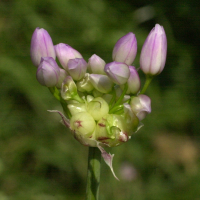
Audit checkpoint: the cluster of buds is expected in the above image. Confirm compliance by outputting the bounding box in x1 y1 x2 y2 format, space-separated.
30 24 167 179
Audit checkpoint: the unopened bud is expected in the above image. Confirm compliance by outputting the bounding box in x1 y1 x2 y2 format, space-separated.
77 73 94 92
112 32 137 65
104 62 130 85
126 66 140 94
30 28 56 67
130 94 151 121
88 54 106 75
36 57 60 87
87 97 109 121
89 74 113 93
61 76 78 101
67 58 87 81
140 24 167 75
55 43 82 70
70 112 96 137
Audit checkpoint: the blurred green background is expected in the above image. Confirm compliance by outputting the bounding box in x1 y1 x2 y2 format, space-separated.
0 0 199 199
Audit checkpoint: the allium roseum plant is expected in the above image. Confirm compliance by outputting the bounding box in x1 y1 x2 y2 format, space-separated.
30 24 167 199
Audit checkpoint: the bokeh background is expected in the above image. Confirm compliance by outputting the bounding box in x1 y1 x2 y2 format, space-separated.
0 0 200 199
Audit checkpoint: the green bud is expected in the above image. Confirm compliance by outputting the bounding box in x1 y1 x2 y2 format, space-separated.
61 76 84 103
77 73 94 92
61 76 77 100
70 112 96 138
95 114 129 147
87 97 109 121
67 102 87 116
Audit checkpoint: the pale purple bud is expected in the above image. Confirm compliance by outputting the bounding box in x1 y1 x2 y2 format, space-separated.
55 43 83 70
126 66 141 94
104 61 130 85
130 94 151 121
67 58 87 81
36 57 60 87
112 32 137 65
56 69 68 88
140 24 167 75
30 28 56 67
88 54 106 75
89 74 113 93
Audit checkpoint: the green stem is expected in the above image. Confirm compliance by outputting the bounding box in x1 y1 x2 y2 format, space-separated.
109 83 128 113
140 76 153 94
86 147 101 200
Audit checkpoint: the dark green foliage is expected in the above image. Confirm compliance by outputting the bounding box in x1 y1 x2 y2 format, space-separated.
0 0 199 199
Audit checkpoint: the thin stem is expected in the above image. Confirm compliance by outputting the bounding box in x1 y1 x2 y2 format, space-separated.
86 147 101 200
109 83 128 113
140 76 153 94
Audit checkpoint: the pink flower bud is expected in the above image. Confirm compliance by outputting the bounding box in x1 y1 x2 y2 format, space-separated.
30 28 56 67
130 94 151 121
55 43 82 70
104 61 130 85
140 24 167 75
67 58 87 81
126 66 141 94
112 32 137 65
36 57 60 87
56 69 68 89
88 54 106 75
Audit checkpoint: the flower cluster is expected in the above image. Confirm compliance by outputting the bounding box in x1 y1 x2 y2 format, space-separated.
30 24 167 179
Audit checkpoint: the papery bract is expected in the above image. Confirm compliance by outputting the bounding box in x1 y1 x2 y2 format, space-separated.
112 32 137 65
31 28 56 67
67 58 87 81
36 57 60 87
55 43 82 70
104 62 130 85
130 94 151 121
140 24 167 75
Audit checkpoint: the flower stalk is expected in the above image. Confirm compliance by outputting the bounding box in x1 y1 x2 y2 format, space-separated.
86 147 101 200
